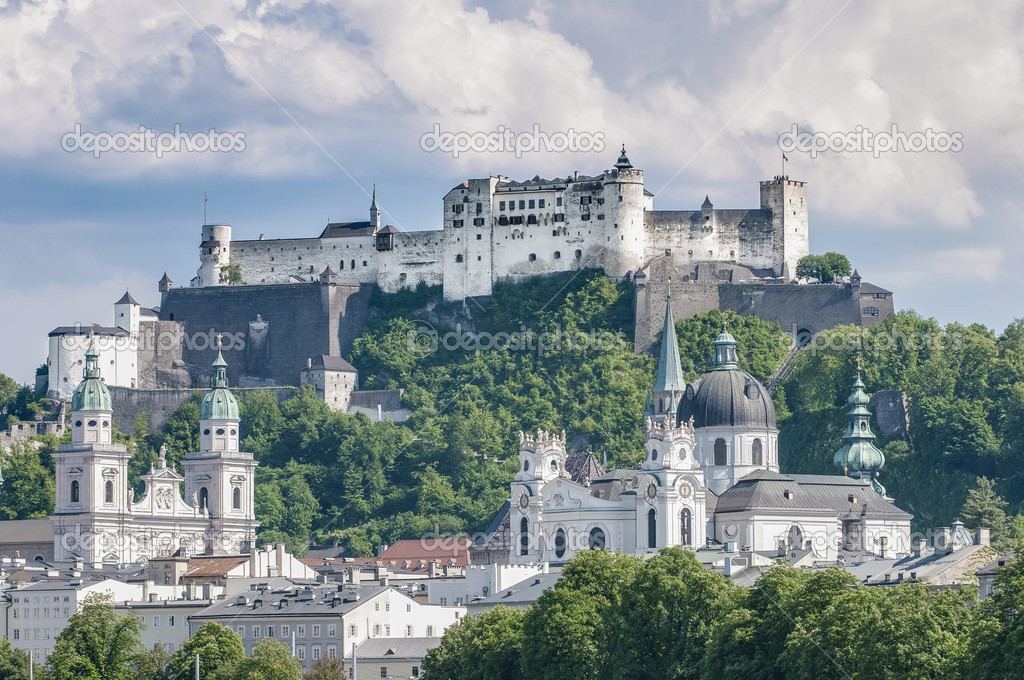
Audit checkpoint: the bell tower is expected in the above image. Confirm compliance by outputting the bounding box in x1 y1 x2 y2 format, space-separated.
183 344 258 554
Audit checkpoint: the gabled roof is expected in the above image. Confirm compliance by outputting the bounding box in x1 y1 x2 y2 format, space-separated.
307 355 357 373
858 282 892 295
183 556 248 579
376 539 472 568
377 224 399 234
319 221 375 238
115 291 140 306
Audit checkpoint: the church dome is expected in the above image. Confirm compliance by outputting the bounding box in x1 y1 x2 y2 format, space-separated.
678 330 776 430
200 349 239 421
71 338 112 412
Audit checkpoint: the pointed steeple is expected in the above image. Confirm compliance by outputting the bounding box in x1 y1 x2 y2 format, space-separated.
833 371 887 495
614 145 632 170
652 285 685 394
369 183 381 232
702 195 713 209
370 184 379 212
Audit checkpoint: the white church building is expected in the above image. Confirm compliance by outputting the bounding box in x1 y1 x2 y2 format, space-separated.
50 335 258 566
507 289 912 564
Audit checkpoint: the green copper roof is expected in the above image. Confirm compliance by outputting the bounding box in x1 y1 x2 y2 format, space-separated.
71 338 112 412
200 350 239 420
614 145 632 170
652 287 685 393
712 331 739 370
833 375 885 487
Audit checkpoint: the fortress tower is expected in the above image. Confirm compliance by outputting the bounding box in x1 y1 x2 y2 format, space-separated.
760 176 808 279
197 224 232 287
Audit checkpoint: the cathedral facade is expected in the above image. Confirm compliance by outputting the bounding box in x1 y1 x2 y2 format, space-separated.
50 337 258 566
507 289 912 565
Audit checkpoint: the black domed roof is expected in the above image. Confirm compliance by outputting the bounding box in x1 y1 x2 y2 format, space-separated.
676 330 776 430
679 370 776 430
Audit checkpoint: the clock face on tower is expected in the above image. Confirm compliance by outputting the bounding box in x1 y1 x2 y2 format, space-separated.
519 492 530 510
679 482 692 498
647 482 657 499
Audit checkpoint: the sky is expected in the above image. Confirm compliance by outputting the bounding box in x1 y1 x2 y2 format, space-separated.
1 0 1022 384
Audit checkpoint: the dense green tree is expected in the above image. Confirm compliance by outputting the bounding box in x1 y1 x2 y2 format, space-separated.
970 546 1024 679
255 461 320 556
303 656 347 680
421 606 525 680
0 637 35 679
169 622 244 680
233 638 303 680
795 252 851 283
960 477 1012 549
131 642 173 680
0 444 55 519
44 593 143 680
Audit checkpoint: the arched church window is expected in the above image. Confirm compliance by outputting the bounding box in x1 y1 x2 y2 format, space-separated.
714 438 727 466
752 438 763 466
647 509 657 549
681 508 692 546
549 459 558 472
199 487 209 512
104 480 113 504
233 487 241 510
554 528 567 559
588 527 606 550
70 480 79 503
520 518 529 556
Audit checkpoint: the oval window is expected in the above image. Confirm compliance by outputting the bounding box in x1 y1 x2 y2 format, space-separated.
88 420 97 427
103 421 109 428
230 429 237 436
549 459 558 471
203 429 211 436
216 428 225 435
75 421 82 428
523 460 530 472
651 449 659 462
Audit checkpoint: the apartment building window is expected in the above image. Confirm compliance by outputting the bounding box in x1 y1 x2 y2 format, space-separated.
312 624 321 638
385 625 391 636
312 646 322 661
374 603 380 611
327 624 336 637
328 646 337 659
267 626 275 638
237 626 245 637
11 631 18 640
297 625 306 637
153 616 160 627
252 626 261 638
373 624 382 636
405 625 413 637
168 616 175 627
348 625 357 636
282 625 290 637
380 667 388 679
412 665 420 678
385 603 390 612
297 647 305 661
426 625 434 636
406 604 412 613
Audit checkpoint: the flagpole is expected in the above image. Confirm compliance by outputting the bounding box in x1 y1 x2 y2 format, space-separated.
203 192 207 225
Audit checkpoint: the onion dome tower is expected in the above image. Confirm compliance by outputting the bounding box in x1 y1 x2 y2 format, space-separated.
614 145 633 170
833 374 887 497
70 335 113 445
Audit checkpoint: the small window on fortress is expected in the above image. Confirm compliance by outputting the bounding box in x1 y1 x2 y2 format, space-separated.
554 251 561 259
539 199 545 208
339 261 344 270
529 254 536 262
519 200 525 210
500 201 506 210
362 261 367 267
351 260 356 269
863 307 879 317
528 200 535 209
456 254 464 263
556 197 562 206
575 250 582 259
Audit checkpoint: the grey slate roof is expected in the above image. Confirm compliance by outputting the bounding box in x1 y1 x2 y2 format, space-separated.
857 282 892 295
319 221 376 238
714 470 912 520
114 291 139 305
307 355 358 372
48 325 129 337
976 552 1015 577
194 585 389 620
471 572 561 607
679 370 776 430
564 452 605 486
355 637 441 660
590 468 639 501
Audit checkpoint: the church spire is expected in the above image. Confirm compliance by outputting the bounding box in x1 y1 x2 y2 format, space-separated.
652 284 685 394
833 372 887 496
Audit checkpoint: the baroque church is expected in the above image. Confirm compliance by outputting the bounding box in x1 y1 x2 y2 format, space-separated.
50 335 258 566
507 288 912 565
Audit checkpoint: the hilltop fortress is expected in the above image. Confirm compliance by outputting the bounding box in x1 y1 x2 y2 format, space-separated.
40 150 892 421
192 147 809 300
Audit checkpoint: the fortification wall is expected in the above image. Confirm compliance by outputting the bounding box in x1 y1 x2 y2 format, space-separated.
378 231 445 293
158 281 372 387
110 386 297 433
229 236 379 285
635 260 871 353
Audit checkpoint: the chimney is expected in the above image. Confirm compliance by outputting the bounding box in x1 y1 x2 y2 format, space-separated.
934 527 953 554
723 556 732 577
912 537 926 558
975 528 991 547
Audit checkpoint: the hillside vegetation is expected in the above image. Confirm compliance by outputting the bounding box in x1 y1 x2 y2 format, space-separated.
2 270 1023 554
